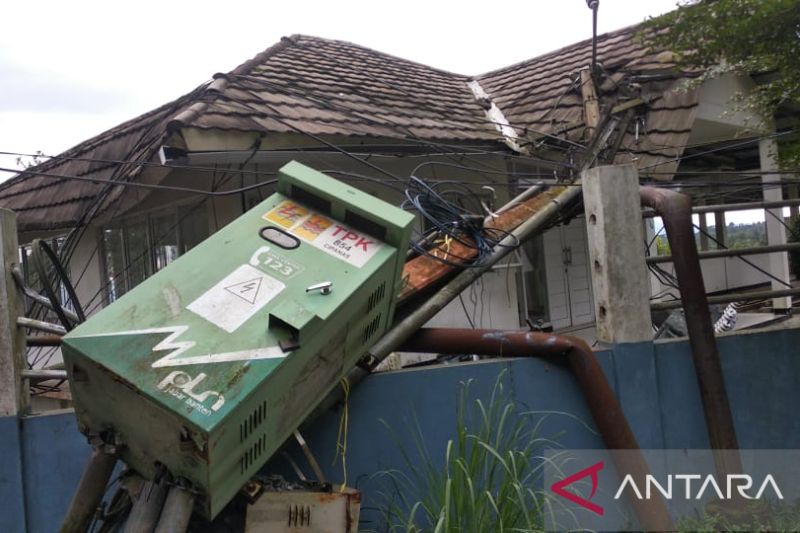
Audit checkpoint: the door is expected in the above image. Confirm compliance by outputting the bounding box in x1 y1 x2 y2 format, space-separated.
543 219 595 329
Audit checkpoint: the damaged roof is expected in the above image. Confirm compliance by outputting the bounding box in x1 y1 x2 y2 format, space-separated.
476 25 698 170
0 25 697 232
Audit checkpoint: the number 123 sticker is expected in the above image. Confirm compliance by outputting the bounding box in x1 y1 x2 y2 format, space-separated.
249 246 304 279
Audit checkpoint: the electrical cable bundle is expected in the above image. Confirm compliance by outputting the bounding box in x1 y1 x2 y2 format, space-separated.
402 175 518 267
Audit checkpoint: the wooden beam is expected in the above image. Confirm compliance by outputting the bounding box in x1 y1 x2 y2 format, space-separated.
580 69 601 138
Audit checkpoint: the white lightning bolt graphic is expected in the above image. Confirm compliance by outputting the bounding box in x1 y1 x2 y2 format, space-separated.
69 326 286 368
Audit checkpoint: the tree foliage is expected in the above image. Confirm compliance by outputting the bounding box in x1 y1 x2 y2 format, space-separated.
647 0 800 166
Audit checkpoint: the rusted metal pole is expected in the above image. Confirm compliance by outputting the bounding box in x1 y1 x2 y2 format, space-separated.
399 328 674 532
21 369 68 381
60 446 118 533
26 334 63 346
153 486 195 533
640 186 742 478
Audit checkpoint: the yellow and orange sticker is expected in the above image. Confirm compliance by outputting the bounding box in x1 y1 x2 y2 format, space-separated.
263 200 309 229
294 214 333 241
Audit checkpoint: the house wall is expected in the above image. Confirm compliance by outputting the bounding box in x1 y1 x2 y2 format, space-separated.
3 326 799 531
70 230 104 318
689 74 761 144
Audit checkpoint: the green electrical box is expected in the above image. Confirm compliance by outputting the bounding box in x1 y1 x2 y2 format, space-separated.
62 161 414 518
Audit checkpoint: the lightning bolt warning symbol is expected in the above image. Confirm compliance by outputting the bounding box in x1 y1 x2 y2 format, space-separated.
223 277 263 304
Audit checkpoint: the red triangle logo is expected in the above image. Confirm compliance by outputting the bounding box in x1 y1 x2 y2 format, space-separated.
550 461 604 516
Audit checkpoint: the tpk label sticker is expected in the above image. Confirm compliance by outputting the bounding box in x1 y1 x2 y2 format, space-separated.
311 224 383 267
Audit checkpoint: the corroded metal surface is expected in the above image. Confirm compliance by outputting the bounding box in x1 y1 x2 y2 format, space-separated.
641 186 742 479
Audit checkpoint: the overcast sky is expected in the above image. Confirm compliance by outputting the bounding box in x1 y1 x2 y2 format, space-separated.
0 0 686 177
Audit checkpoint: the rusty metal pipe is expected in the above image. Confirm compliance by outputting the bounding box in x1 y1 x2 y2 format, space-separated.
21 369 68 381
399 327 674 532
640 186 742 478
26 334 63 346
60 447 118 533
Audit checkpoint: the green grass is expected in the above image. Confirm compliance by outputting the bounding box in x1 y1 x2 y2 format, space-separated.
372 370 572 533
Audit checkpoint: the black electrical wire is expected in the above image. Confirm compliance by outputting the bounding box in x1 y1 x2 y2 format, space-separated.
402 175 519 267
29 238 86 331
0 150 277 180
692 223 793 289
765 208 800 242
0 151 566 195
0 165 277 195
641 130 795 170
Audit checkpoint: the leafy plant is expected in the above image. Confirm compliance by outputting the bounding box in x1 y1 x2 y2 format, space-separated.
645 0 800 167
372 371 570 533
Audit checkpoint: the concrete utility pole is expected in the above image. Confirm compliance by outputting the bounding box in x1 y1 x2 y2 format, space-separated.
759 137 792 311
582 165 652 343
0 208 28 416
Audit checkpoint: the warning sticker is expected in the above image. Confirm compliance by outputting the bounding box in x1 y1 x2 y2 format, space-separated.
263 200 309 228
262 201 384 267
187 264 284 333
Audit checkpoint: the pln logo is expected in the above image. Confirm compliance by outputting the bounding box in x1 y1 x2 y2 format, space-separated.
157 371 225 413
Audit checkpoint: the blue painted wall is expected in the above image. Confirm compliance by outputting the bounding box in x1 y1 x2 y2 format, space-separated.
0 416 27 532
20 410 90 532
2 327 799 531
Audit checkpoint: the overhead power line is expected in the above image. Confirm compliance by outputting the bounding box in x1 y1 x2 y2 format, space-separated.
0 166 278 196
